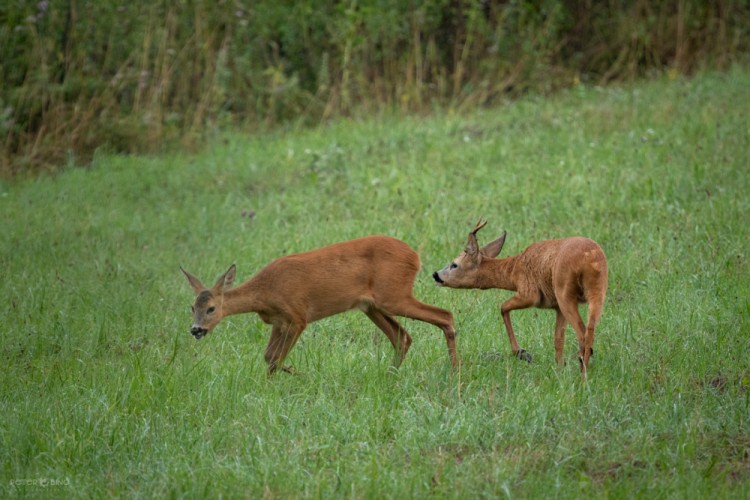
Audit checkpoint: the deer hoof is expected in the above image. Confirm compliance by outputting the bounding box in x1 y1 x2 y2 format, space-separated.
578 349 594 369
578 357 593 371
516 349 532 363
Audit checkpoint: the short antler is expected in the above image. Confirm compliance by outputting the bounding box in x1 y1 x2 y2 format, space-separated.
466 219 488 255
472 219 488 235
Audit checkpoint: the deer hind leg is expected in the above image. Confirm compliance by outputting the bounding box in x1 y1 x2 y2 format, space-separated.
554 309 567 366
384 297 458 369
265 321 306 375
582 293 605 375
582 263 608 375
500 294 535 363
364 307 412 367
555 286 588 375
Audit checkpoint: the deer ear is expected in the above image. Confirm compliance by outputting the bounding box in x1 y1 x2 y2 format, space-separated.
465 219 487 257
465 232 479 257
181 267 205 294
481 231 506 259
213 264 236 293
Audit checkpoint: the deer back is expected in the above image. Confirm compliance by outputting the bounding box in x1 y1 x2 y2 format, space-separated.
239 235 422 323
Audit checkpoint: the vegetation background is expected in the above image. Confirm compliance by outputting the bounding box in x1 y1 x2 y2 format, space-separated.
1 1 749 498
2 0 749 175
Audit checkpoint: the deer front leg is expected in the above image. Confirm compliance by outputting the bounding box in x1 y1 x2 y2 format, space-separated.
500 295 535 363
265 321 306 375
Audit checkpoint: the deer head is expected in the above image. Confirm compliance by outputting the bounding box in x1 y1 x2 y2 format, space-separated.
433 220 506 288
181 264 236 339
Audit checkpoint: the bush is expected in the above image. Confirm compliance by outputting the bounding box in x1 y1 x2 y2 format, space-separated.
2 0 749 175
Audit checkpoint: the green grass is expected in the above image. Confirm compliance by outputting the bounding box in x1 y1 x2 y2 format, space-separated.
2 68 749 498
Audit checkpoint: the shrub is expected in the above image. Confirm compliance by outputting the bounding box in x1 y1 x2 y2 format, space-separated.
1 0 748 175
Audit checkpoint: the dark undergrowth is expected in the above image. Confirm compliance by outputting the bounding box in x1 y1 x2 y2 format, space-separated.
2 0 749 175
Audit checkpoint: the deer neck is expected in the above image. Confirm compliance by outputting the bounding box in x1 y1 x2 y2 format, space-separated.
221 279 262 317
477 256 518 291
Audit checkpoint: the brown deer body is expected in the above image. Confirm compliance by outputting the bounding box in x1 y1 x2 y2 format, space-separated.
433 221 607 377
182 236 457 374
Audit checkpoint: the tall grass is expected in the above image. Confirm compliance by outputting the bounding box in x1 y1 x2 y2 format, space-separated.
1 69 749 497
2 1 750 174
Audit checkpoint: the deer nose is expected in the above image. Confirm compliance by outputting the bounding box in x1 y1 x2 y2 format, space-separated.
432 271 444 284
191 326 207 338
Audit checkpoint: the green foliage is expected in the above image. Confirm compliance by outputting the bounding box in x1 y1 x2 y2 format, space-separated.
1 70 749 497
2 0 750 174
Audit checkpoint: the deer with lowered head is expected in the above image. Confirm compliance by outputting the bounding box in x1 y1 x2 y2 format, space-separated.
433 220 607 377
181 236 458 375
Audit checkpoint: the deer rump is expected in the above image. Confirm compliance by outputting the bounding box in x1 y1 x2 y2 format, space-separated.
510 237 606 309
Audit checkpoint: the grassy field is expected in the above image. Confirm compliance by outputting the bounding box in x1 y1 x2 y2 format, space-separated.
2 68 749 498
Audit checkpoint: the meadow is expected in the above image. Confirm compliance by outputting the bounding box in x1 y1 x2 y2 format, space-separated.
1 68 749 498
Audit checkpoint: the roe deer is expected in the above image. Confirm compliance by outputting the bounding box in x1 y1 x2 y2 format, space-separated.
433 220 607 378
181 236 457 375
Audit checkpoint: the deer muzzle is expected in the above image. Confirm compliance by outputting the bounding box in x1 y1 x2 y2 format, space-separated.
432 271 444 285
191 326 208 339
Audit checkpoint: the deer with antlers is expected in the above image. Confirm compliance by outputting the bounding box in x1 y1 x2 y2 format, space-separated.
181 236 458 375
433 220 607 377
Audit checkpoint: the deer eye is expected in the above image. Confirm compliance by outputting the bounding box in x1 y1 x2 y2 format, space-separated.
450 262 458 270
207 306 216 315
